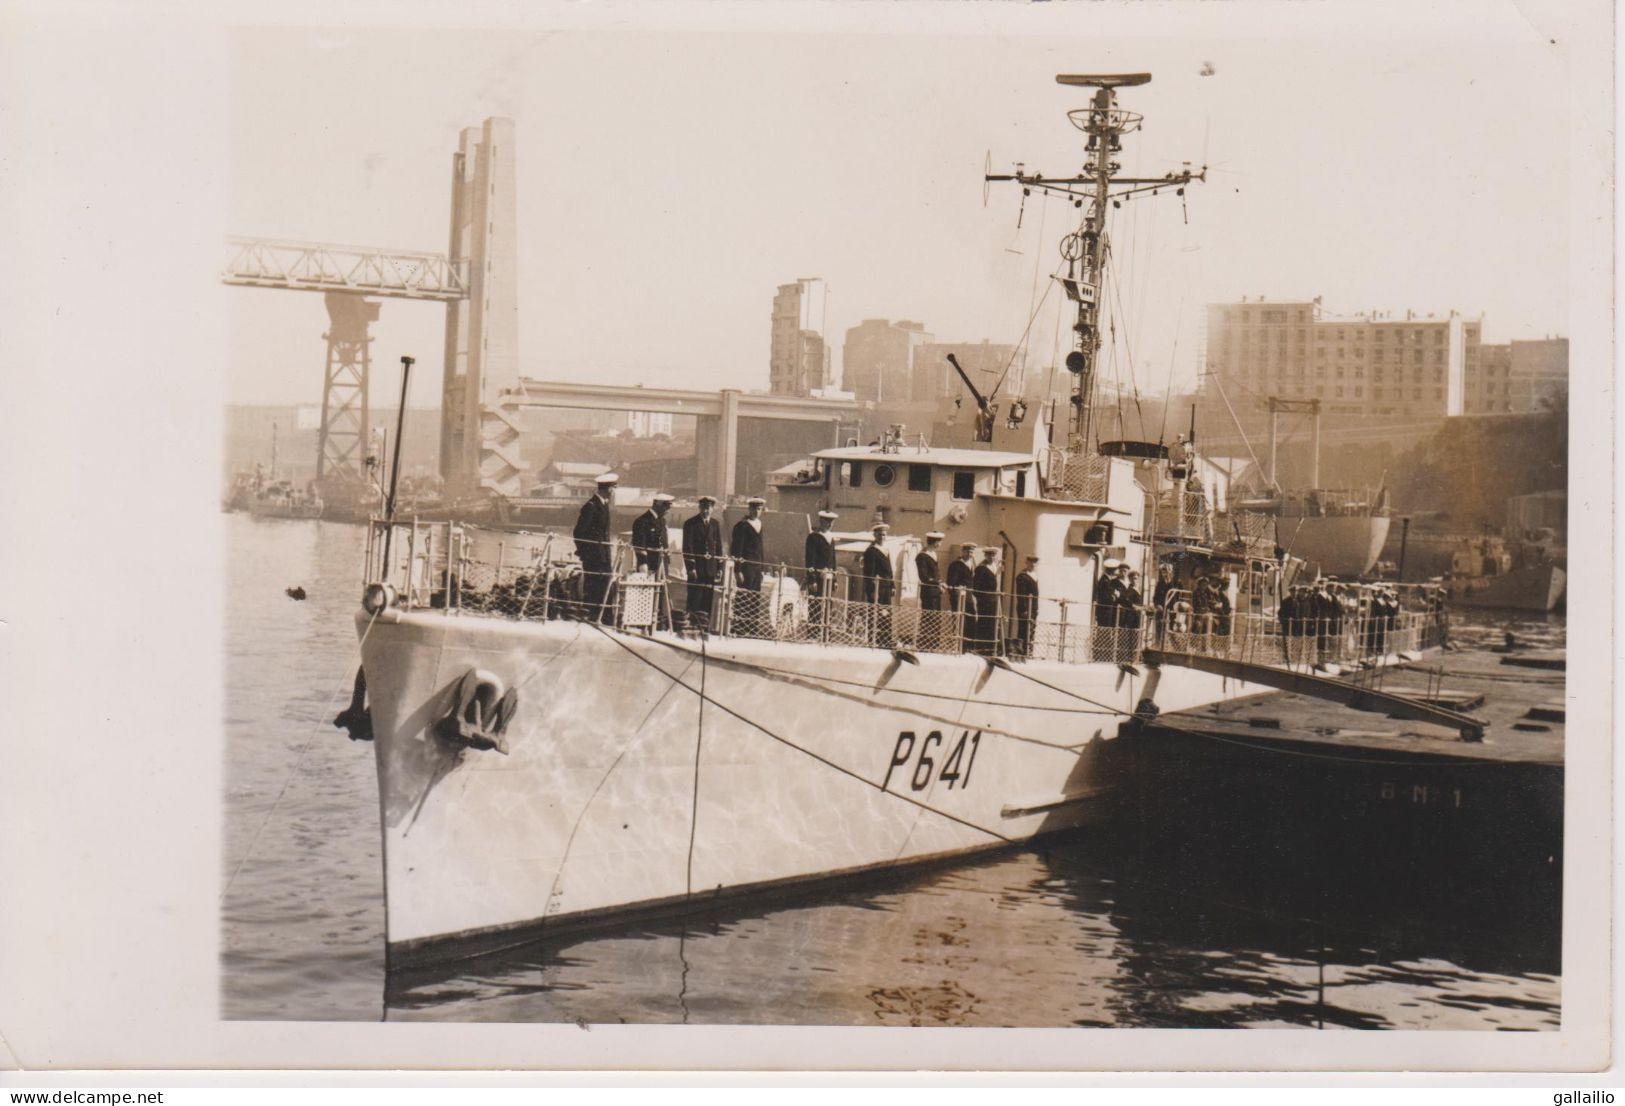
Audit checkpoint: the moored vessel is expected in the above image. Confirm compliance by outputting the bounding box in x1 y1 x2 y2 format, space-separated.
343 72 1452 968
1445 533 1565 612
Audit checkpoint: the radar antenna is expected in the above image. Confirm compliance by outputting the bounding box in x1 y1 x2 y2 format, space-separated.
985 72 1206 450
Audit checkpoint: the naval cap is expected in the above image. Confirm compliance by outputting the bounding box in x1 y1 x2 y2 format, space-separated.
595 472 619 486
817 509 838 520
960 541 978 552
746 496 766 507
871 522 890 533
925 531 945 541
697 495 717 506
1103 557 1122 568
651 492 675 503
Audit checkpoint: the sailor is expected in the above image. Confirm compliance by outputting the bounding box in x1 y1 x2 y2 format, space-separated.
916 532 945 612
1093 558 1125 661
945 542 977 652
632 492 675 575
572 472 618 623
803 510 839 631
970 547 1002 656
1152 563 1177 611
730 496 768 636
1012 554 1040 659
861 523 896 647
1120 569 1144 636
681 495 724 631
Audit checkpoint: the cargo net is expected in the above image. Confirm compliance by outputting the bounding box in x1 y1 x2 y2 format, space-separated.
1045 451 1111 503
1230 510 1275 542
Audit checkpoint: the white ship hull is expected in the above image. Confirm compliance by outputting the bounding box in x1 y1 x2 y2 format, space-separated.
1285 514 1391 578
359 609 1263 966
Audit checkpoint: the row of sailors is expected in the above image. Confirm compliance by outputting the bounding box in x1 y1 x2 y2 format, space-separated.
574 473 1044 650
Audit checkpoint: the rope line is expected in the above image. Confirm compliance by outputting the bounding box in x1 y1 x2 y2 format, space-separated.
631 634 1113 750
587 624 1014 844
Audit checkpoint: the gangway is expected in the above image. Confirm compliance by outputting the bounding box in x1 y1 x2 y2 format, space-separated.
1140 648 1488 742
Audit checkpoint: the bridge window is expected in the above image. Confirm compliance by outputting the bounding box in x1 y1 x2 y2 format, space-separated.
847 462 863 487
1015 469 1028 497
951 471 975 501
907 464 932 492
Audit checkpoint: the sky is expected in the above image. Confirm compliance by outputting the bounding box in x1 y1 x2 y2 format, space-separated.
225 10 1578 410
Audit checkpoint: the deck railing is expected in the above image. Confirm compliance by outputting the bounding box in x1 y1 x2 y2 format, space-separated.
364 519 1446 670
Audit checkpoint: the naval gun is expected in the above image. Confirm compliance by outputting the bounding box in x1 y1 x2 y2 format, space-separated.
945 352 997 442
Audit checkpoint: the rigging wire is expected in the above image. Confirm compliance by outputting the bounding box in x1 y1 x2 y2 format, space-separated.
1104 239 1147 438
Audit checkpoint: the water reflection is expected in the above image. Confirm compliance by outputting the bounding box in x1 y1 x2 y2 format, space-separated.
386 826 1558 1028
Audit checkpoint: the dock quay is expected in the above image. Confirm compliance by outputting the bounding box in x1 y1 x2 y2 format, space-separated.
1110 643 1564 950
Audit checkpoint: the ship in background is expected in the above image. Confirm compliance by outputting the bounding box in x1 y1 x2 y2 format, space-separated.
239 422 324 520
1445 531 1566 612
337 72 1459 969
1221 395 1391 579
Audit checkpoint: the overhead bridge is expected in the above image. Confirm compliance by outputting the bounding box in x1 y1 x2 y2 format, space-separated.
1141 648 1488 742
223 237 470 301
500 379 862 498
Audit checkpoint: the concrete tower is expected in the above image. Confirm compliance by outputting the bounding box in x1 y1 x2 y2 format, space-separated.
441 117 524 498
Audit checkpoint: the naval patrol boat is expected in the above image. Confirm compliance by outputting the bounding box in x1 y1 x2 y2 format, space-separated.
341 73 1452 968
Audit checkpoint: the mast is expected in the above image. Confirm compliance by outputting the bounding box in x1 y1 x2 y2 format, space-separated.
985 73 1204 451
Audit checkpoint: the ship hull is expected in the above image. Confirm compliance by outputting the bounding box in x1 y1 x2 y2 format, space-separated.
1447 564 1566 612
1284 514 1390 578
358 610 1264 967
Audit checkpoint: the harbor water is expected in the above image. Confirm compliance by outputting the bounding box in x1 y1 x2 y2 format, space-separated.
222 515 1561 1027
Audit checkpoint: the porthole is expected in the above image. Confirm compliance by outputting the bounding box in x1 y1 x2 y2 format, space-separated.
873 464 896 488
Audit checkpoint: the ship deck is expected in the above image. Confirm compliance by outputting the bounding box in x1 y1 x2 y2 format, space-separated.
1142 641 1564 764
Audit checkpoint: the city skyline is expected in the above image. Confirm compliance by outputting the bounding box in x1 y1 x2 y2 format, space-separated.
228 21 1573 412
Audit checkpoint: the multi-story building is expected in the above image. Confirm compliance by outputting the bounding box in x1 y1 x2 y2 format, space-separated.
842 318 933 404
1462 338 1566 414
1203 298 1481 420
1509 337 1568 412
769 279 832 396
911 340 1024 404
1465 342 1512 414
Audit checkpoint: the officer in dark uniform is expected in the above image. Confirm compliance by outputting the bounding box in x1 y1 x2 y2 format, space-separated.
631 492 674 574
730 496 768 635
970 547 1002 655
1093 558 1125 661
862 523 895 646
1013 554 1040 659
946 541 976 651
573 472 618 622
803 509 838 631
681 495 724 631
915 532 944 611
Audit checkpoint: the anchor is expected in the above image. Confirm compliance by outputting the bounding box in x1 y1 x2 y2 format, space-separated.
435 668 518 755
334 666 373 742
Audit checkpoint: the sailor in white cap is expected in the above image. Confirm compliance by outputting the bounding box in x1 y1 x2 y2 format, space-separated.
862 522 895 646
946 540 977 643
573 472 619 622
632 492 675 574
916 531 945 613
730 496 769 634
968 547 1002 655
1093 556 1127 660
1013 554 1040 658
804 509 839 631
681 495 724 629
